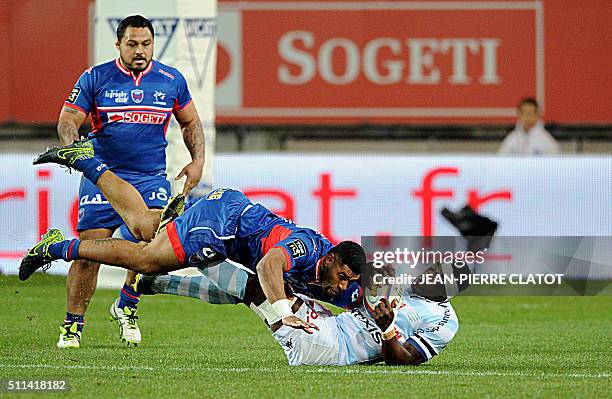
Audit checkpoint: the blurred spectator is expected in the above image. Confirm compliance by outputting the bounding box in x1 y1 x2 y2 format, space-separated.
498 98 561 155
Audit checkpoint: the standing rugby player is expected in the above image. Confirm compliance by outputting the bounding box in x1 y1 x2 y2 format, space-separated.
55 15 204 348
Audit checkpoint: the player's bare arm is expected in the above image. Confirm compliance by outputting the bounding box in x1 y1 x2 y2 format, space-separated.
242 277 304 333
174 101 205 195
372 299 424 366
256 248 290 303
57 106 86 145
256 247 319 333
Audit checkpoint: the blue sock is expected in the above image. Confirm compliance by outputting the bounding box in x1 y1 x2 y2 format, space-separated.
118 283 140 309
73 157 108 184
48 239 80 261
116 227 141 309
64 312 84 333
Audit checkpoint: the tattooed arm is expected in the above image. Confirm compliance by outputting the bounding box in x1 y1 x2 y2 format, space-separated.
57 106 87 145
173 101 205 195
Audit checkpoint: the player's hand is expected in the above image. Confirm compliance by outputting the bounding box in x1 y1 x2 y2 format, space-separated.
282 315 319 334
364 262 396 291
176 158 204 195
372 298 395 331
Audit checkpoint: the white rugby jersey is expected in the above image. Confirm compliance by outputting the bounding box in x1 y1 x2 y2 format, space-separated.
336 296 459 364
272 295 458 366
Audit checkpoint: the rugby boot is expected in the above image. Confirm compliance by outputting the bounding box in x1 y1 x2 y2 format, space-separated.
33 139 94 168
155 193 186 235
441 205 498 252
132 273 159 296
109 298 141 347
19 229 65 281
56 321 82 349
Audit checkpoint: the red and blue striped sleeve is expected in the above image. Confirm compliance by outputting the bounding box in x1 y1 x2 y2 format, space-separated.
272 232 321 272
172 70 193 113
64 69 95 115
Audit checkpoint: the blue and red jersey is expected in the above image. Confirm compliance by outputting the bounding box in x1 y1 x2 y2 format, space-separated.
64 58 192 177
167 189 362 308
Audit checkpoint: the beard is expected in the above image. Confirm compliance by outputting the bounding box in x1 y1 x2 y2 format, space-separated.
123 55 151 73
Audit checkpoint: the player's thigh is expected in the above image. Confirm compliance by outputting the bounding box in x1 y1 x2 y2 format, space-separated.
169 206 231 268
77 176 123 231
139 228 183 273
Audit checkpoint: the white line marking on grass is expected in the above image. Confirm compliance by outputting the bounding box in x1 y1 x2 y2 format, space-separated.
0 364 609 379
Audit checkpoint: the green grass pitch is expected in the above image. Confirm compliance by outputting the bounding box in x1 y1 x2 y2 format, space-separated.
1 274 610 398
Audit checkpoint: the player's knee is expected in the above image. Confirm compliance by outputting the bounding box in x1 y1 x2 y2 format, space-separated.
138 261 163 275
138 227 155 243
135 247 163 274
127 219 156 243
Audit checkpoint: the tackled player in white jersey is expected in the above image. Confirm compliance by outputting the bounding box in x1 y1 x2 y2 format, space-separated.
134 204 496 365
135 262 459 366
265 287 457 365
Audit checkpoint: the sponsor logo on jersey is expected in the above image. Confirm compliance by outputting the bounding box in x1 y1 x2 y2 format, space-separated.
286 239 307 259
153 90 167 105
107 111 167 125
421 308 451 333
80 194 109 206
104 90 128 103
67 87 81 103
188 252 206 266
158 68 175 80
206 188 227 200
350 308 382 344
188 247 218 266
131 89 144 103
147 187 169 202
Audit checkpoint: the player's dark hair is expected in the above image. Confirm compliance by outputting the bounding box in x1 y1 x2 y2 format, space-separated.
116 15 154 41
518 97 538 110
330 241 366 275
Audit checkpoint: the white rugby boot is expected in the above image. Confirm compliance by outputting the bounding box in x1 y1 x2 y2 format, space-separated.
56 321 81 349
109 298 141 347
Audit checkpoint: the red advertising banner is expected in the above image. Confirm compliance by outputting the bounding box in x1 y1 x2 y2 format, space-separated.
0 0 610 125
216 0 612 124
